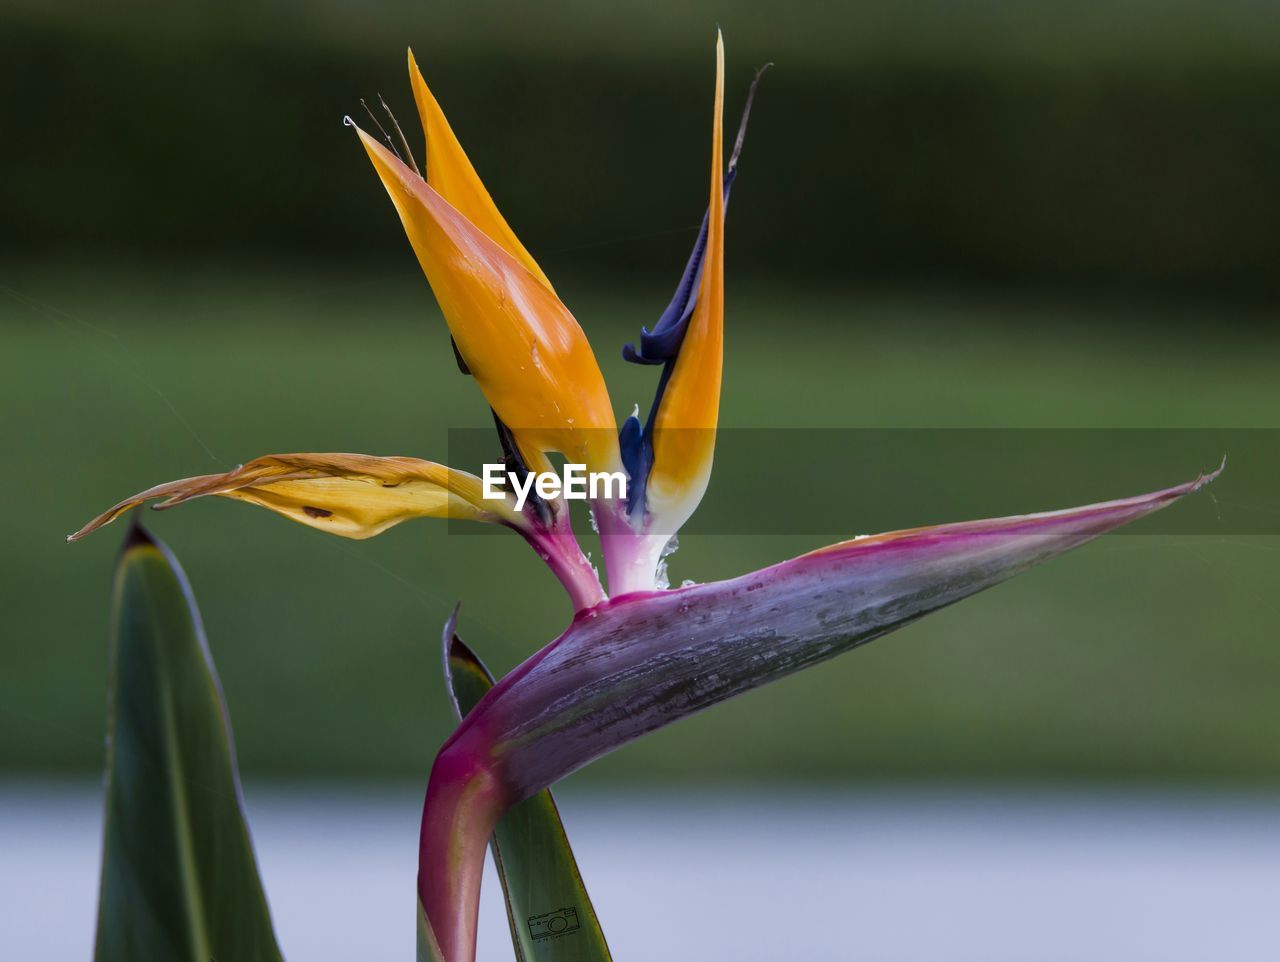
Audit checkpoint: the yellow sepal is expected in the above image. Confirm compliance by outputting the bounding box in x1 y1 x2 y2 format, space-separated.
355 128 621 476
408 49 554 293
67 453 522 542
645 33 725 525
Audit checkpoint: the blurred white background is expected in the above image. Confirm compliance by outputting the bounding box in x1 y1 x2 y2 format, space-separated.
3 782 1277 961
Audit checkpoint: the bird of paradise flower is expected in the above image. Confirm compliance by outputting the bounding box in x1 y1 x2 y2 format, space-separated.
70 34 1221 962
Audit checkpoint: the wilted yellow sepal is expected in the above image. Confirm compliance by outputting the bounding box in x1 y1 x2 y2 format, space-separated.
408 49 554 293
355 128 620 477
645 33 725 527
67 453 522 542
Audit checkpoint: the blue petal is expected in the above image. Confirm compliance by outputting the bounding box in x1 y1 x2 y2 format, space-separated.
621 64 767 369
621 170 737 366
618 412 651 515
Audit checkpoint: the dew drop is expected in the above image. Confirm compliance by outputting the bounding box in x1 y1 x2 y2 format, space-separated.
654 561 670 590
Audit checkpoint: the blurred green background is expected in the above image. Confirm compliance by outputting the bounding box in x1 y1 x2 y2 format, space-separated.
3 0 1278 784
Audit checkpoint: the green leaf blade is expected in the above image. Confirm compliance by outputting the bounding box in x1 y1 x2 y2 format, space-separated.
95 525 283 962
443 609 612 962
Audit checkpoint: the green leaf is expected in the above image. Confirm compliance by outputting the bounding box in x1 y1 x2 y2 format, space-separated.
95 524 283 962
442 607 612 962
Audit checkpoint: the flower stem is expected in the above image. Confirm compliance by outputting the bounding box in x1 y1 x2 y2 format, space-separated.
520 523 606 612
417 744 505 962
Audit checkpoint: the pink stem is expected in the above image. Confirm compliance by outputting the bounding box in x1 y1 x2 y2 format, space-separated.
417 743 506 962
520 523 605 611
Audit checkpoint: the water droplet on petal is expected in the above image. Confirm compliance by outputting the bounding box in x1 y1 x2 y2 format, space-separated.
655 559 671 590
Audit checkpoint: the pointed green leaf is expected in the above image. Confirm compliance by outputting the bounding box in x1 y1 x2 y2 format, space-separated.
95 524 283 962
442 607 612 962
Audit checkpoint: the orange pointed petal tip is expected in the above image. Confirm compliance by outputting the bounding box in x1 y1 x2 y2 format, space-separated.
66 453 523 543
407 48 554 293
644 35 726 522
351 122 619 475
